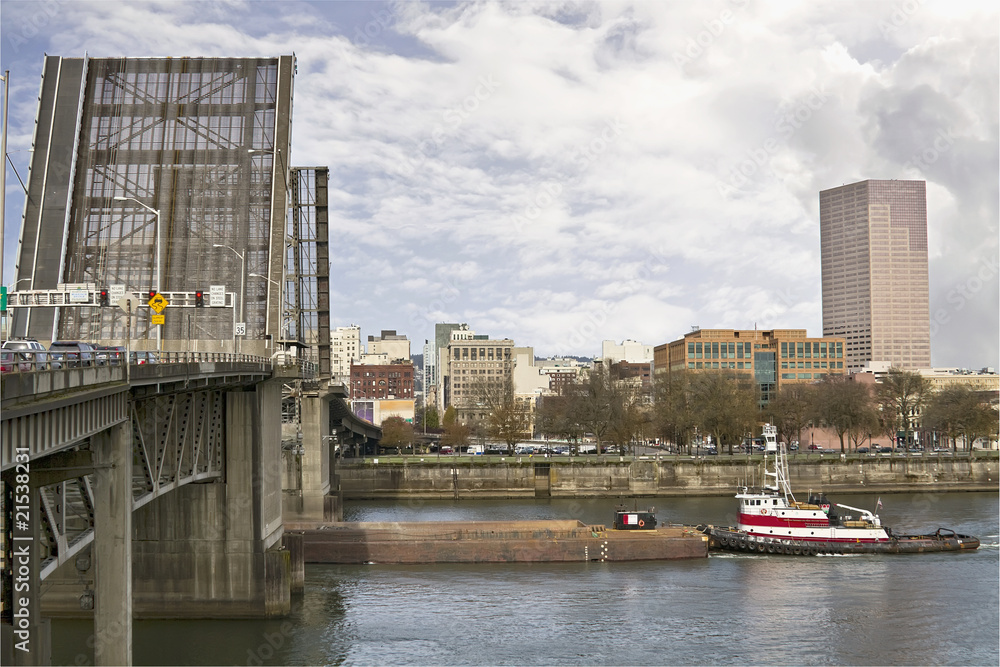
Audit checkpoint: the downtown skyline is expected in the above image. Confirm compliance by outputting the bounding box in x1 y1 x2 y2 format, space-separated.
0 0 996 368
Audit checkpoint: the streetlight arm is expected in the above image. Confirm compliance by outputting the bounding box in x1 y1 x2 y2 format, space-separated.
113 195 159 217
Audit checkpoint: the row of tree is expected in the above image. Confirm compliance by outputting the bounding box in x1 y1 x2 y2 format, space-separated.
382 366 997 456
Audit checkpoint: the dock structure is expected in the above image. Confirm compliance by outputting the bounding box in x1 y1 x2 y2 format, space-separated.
287 520 709 563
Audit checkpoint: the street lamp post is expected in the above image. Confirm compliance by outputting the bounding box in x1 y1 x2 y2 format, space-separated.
3 277 31 339
213 244 245 354
114 195 162 350
248 272 287 349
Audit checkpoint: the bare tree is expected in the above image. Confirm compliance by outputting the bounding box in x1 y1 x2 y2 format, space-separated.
923 385 999 451
763 383 814 447
688 370 758 454
652 371 694 453
536 391 585 447
812 376 879 452
875 367 932 448
466 374 531 455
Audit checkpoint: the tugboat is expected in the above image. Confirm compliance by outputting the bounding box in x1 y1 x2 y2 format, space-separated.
699 425 980 556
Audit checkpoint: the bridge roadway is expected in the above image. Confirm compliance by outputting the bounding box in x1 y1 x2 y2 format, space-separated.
1 353 380 665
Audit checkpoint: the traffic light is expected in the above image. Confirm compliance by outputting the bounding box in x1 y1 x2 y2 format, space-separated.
195 291 204 307
148 290 156 302
99 289 109 307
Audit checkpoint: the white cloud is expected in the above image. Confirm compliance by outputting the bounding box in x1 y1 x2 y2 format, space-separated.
0 0 995 367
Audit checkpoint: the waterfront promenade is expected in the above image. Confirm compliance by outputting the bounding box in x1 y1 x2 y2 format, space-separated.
337 450 998 499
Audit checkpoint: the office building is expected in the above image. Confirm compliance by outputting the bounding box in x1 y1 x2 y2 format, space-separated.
332 325 362 380
654 328 846 405
367 330 410 362
819 179 931 371
601 339 653 363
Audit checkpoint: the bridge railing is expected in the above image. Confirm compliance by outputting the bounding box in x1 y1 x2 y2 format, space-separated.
271 351 319 379
1 349 273 374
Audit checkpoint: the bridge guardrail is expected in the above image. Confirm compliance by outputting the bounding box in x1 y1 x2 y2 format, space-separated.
0 349 273 374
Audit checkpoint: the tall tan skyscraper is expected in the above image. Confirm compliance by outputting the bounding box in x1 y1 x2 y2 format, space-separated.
819 179 931 371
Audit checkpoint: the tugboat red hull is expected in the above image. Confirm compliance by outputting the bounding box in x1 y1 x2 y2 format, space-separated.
700 525 980 556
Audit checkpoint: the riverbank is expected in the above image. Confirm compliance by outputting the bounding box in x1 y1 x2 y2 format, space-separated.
337 452 998 499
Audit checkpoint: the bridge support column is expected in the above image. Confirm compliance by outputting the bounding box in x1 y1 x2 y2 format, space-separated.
283 389 340 522
92 422 132 666
132 380 291 617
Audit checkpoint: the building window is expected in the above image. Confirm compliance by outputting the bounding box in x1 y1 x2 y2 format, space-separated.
695 342 702 359
780 342 787 357
688 342 695 358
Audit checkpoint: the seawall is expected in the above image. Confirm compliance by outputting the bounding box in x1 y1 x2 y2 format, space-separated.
338 455 998 499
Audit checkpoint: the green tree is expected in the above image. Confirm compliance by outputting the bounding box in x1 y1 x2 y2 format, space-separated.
441 418 470 450
812 376 879 452
424 405 440 431
380 416 414 453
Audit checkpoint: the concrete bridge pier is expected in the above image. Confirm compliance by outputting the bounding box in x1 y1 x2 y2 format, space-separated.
283 388 341 523
92 422 133 666
131 379 293 618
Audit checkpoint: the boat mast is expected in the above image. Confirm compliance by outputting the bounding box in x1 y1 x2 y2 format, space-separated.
762 424 795 502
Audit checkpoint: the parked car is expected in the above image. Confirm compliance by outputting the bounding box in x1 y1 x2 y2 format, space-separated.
856 446 870 454
130 351 158 364
48 341 96 367
0 350 14 373
2 338 48 371
95 345 126 365
807 444 823 450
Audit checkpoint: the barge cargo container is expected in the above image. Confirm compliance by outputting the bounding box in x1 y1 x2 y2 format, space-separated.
287 519 708 564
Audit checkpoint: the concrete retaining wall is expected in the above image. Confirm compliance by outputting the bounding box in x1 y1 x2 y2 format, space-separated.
339 456 998 499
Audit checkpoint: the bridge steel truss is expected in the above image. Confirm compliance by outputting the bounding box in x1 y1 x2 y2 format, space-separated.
12 55 295 353
288 167 331 377
2 362 272 629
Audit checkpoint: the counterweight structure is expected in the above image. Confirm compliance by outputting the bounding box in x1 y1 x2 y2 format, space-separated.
288 167 331 377
12 56 296 354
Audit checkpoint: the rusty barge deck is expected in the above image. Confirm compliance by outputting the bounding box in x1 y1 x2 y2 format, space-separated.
286 520 709 564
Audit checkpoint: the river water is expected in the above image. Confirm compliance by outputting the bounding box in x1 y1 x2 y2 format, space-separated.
52 492 998 666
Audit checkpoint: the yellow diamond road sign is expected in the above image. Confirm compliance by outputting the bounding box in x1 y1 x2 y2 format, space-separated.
151 314 165 325
148 293 169 313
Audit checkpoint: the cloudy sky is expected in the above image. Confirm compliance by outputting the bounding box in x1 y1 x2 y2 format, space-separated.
1 0 997 367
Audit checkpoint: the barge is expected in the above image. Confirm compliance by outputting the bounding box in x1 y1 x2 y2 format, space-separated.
699 425 980 556
288 513 708 564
